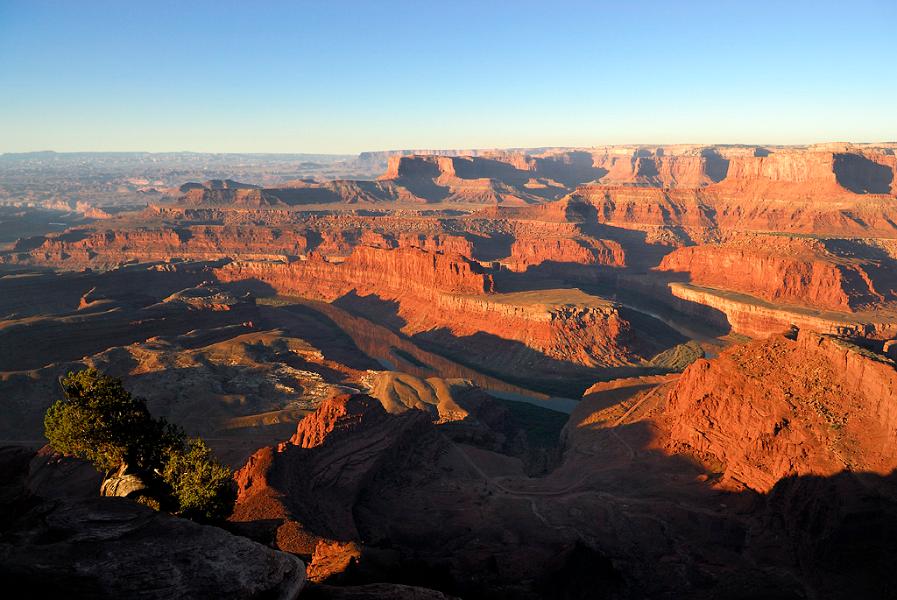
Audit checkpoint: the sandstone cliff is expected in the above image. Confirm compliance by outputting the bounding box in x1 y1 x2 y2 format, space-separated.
9 225 309 268
712 149 897 198
661 332 897 492
569 147 897 239
232 393 436 576
506 237 626 272
658 236 895 312
228 372 897 598
216 245 493 300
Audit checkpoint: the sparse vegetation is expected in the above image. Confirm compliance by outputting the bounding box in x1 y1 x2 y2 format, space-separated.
44 368 235 522
828 335 893 364
162 438 236 522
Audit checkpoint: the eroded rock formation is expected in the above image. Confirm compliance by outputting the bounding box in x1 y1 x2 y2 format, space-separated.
231 393 438 576
661 331 897 492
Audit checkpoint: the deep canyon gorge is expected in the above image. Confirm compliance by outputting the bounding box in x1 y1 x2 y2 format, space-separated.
2 143 897 599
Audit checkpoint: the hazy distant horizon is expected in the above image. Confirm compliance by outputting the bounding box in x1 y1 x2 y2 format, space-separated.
4 139 897 158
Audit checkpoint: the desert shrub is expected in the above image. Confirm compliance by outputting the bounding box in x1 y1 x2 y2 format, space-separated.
44 368 180 475
162 438 236 522
44 368 234 521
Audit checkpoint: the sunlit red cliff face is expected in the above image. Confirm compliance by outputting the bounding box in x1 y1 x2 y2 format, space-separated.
657 236 897 312
3 142 897 599
660 331 897 491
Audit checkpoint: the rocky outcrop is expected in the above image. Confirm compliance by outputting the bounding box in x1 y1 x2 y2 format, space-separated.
341 246 493 294
580 181 897 239
569 147 897 240
592 149 729 188
143 145 897 216
0 446 306 600
572 185 720 241
233 369 897 599
378 154 572 204
179 179 258 192
180 182 285 208
99 467 149 499
232 394 435 571
381 153 564 183
582 146 896 198
364 372 540 456
713 149 897 198
567 351 897 599
834 151 897 194
161 283 250 311
10 145 897 280
366 372 477 423
216 249 646 372
395 233 475 257
230 391 568 594
275 180 408 205
381 155 453 180
398 291 639 367
660 332 897 492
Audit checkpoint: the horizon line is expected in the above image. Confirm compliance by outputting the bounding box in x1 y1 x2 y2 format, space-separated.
3 140 896 158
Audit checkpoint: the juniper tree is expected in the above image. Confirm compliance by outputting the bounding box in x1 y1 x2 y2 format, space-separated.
44 368 235 522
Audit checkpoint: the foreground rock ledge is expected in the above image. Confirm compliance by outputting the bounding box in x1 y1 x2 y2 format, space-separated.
0 446 306 600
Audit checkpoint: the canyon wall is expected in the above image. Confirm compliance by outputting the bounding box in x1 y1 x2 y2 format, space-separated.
665 282 897 339
7 144 897 360
575 184 897 239
162 145 897 212
658 239 892 312
216 245 492 299
713 150 897 198
8 226 310 268
505 237 626 272
593 152 726 188
568 146 897 240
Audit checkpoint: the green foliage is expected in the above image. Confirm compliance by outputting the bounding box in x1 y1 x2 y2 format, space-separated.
44 368 180 474
44 368 234 522
162 438 236 522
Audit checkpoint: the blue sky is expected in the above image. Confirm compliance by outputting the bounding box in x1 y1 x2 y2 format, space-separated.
1 0 895 153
